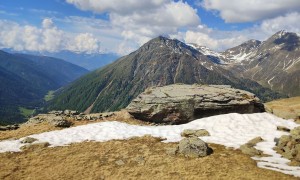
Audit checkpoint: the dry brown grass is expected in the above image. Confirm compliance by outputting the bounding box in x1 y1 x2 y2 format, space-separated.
0 136 296 180
265 96 300 120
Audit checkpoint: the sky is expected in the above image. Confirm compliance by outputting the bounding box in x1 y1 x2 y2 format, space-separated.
0 0 300 55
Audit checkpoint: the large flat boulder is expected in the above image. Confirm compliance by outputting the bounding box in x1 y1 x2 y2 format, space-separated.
126 84 264 124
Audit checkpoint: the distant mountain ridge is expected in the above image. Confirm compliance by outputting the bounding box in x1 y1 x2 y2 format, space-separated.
0 51 89 124
194 30 300 97
2 49 119 70
48 36 283 113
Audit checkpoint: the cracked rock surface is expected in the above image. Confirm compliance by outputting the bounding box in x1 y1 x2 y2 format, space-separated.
126 84 264 124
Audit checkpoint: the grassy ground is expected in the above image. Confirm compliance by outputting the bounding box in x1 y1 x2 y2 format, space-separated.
19 107 34 118
265 96 300 121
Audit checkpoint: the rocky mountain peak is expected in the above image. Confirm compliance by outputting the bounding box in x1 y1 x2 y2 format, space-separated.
140 36 197 55
266 31 300 51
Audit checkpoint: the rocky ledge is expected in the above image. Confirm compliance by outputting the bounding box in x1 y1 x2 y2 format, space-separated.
126 84 264 124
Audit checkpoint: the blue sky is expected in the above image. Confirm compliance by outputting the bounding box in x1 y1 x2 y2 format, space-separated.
0 0 300 54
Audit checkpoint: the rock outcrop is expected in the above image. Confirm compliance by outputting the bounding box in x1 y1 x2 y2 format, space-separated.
275 127 300 166
26 110 115 127
126 84 264 124
27 114 72 127
239 137 264 156
181 129 210 137
0 124 19 131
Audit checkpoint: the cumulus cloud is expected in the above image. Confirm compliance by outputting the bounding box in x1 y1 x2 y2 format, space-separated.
66 0 169 14
0 18 101 53
201 0 300 23
66 0 200 52
184 30 248 51
260 12 300 35
42 18 54 29
69 33 101 53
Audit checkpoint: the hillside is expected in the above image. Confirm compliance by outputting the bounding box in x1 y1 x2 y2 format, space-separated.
265 96 300 121
48 36 283 113
0 51 89 124
223 31 300 96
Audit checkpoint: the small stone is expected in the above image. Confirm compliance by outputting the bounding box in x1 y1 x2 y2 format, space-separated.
240 144 262 156
21 137 38 144
291 127 300 136
276 135 292 148
247 137 264 146
50 119 72 128
181 129 210 137
115 160 125 166
239 137 264 156
178 137 212 158
277 126 290 132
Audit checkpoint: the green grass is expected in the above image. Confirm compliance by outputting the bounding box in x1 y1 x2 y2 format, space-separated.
44 90 55 101
19 107 34 117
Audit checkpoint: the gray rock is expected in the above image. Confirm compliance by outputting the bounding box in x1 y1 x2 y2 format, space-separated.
48 111 63 115
274 126 300 165
181 129 210 137
27 114 72 128
240 144 262 156
239 137 263 156
247 137 264 146
70 110 79 115
126 84 264 124
178 137 212 158
21 137 38 144
277 126 291 132
50 119 72 127
0 124 19 131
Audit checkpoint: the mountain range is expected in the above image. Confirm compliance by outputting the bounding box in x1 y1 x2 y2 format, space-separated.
191 30 300 97
48 32 299 113
0 51 89 124
1 49 119 71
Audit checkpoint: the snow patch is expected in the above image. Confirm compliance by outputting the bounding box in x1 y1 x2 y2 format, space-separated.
0 113 299 177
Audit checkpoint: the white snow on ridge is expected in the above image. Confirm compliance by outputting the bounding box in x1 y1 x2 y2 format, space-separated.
0 113 299 177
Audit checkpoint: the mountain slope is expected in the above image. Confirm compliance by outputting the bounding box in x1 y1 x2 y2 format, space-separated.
0 51 89 124
48 36 282 113
38 51 119 70
224 31 300 96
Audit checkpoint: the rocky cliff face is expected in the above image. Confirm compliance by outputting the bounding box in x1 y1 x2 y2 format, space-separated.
126 84 264 124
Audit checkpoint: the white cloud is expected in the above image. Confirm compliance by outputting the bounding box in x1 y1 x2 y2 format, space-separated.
110 1 200 45
201 0 300 23
42 18 54 29
260 12 300 35
0 19 101 53
66 0 169 14
69 33 101 53
66 0 200 54
184 30 248 51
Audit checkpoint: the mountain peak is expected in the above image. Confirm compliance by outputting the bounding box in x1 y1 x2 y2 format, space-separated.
140 36 198 55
